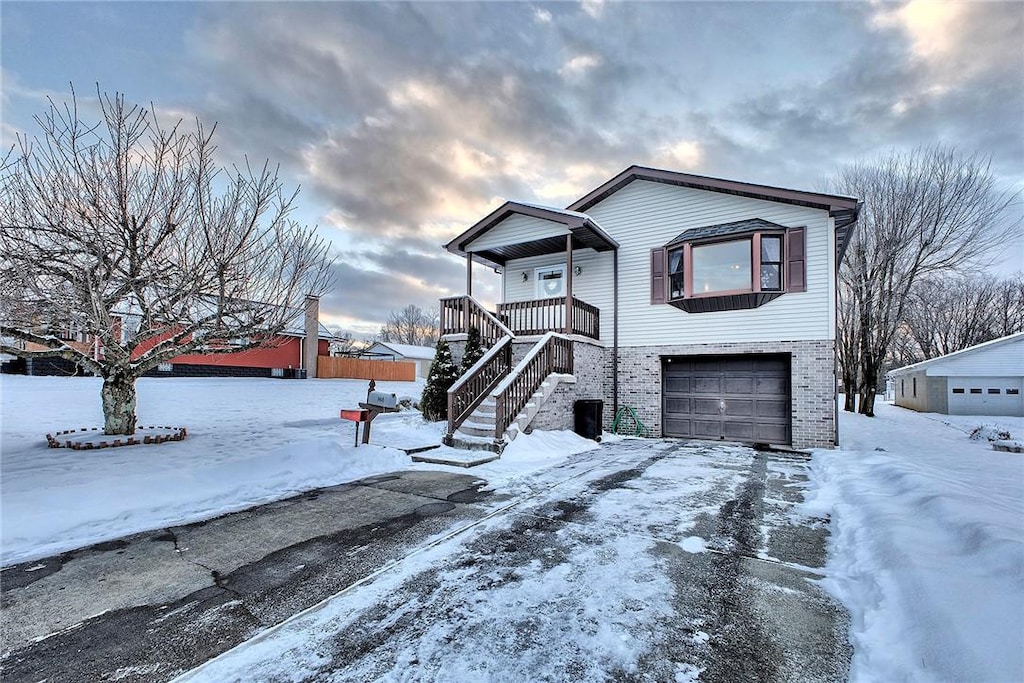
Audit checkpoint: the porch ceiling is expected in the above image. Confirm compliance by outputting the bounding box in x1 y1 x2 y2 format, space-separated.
469 233 616 268
445 201 618 269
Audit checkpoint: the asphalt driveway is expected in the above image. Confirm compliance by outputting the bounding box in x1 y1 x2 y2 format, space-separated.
1 439 850 682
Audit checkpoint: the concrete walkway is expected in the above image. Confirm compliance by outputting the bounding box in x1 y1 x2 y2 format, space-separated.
1 441 851 683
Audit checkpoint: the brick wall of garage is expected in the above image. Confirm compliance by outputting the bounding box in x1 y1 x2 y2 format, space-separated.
607 340 837 450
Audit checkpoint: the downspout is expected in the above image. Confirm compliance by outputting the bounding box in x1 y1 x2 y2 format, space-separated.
613 248 619 424
833 220 840 447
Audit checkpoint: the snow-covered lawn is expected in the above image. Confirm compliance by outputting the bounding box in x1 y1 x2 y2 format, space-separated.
0 375 599 566
809 401 1024 683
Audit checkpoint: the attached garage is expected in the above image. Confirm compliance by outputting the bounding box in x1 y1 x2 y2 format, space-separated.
663 354 791 445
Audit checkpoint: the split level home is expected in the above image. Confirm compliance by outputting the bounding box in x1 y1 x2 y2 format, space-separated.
439 165 860 451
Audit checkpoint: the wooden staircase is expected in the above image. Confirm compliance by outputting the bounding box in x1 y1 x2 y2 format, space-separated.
443 298 575 453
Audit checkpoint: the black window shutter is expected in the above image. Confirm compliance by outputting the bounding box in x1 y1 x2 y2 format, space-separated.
650 247 666 304
786 228 806 292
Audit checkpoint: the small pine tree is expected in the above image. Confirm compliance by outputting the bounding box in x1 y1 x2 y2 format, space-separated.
420 338 459 421
462 326 485 371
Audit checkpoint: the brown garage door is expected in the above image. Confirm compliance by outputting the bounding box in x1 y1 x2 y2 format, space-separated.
663 355 791 445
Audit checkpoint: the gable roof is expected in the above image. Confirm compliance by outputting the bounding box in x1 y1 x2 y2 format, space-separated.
666 218 790 247
566 165 861 260
367 341 436 359
444 200 618 269
888 332 1024 377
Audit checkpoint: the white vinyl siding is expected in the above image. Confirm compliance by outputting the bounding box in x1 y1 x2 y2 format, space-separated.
466 213 570 252
503 249 615 337
572 180 836 346
923 337 1024 377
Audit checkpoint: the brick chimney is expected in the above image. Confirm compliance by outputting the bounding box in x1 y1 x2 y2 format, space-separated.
303 295 319 379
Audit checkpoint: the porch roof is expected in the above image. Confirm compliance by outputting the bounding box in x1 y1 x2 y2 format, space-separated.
444 201 618 269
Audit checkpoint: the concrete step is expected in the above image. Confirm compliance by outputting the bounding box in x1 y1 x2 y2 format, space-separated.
474 402 497 415
458 423 496 438
411 449 501 467
443 434 505 455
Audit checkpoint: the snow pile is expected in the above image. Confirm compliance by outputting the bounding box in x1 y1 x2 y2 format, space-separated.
968 424 1012 442
806 402 1024 683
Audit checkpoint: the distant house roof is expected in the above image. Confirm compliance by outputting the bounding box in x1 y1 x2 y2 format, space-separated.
888 332 1024 377
665 218 791 247
367 342 436 360
280 309 338 341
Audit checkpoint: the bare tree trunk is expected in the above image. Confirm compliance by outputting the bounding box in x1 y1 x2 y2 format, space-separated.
843 382 857 412
101 372 138 435
859 385 877 417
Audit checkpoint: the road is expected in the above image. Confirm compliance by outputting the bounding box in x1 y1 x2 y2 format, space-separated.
1 439 850 682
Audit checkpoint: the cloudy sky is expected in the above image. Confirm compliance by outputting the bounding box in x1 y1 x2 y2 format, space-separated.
3 1 1022 335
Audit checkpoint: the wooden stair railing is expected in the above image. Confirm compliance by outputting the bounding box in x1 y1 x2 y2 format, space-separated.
445 335 513 444
492 333 573 440
440 295 513 344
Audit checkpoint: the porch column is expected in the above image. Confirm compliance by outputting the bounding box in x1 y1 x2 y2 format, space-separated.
464 253 472 330
564 234 573 335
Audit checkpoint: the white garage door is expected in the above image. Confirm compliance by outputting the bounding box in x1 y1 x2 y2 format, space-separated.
947 376 1024 416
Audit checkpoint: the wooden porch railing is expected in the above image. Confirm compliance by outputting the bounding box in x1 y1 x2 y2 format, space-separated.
497 297 600 339
445 335 513 442
493 333 573 440
440 295 513 344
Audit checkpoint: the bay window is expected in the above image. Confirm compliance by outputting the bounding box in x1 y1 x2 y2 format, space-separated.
652 220 805 313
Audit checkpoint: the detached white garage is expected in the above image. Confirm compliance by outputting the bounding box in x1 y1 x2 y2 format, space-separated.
889 333 1024 417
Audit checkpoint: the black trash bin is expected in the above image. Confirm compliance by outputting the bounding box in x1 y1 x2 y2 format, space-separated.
574 399 603 441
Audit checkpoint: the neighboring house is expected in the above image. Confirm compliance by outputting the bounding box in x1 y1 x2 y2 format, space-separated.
16 296 335 379
362 342 436 379
438 165 860 451
889 333 1024 417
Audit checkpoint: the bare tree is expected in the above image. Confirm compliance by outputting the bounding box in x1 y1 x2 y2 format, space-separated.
377 304 439 347
896 273 1024 363
829 145 1018 416
0 87 334 434
328 328 364 356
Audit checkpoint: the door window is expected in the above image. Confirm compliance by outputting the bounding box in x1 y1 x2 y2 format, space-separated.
535 264 566 299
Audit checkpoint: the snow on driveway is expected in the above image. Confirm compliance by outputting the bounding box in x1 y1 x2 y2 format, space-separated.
175 440 839 683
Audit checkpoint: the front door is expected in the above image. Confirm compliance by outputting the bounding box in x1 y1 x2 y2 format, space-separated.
535 264 567 299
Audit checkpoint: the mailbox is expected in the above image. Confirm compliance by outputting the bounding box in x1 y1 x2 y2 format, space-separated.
367 391 398 409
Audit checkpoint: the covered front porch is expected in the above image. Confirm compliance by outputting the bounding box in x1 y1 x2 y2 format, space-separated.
441 202 618 342
440 294 601 340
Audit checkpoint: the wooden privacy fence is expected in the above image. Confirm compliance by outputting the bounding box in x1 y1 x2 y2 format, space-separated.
317 356 416 381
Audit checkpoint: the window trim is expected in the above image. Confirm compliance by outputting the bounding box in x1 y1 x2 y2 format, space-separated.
666 229 788 301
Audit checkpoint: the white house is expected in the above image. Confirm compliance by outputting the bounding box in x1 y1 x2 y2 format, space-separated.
438 166 860 451
889 333 1024 417
363 342 436 379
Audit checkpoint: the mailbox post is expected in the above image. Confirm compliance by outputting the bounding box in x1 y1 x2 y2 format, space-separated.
339 379 400 446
